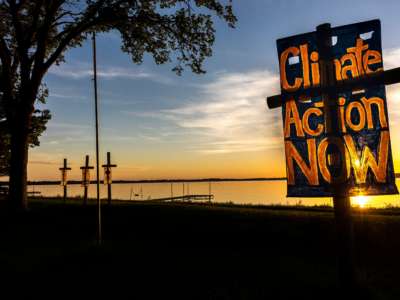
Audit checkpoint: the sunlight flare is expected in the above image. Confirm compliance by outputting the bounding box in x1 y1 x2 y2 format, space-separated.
351 195 369 208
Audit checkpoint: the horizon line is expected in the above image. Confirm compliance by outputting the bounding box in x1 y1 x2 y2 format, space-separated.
0 177 288 185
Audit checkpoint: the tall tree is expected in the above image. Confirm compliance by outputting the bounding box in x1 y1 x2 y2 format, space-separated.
0 86 51 177
0 0 236 209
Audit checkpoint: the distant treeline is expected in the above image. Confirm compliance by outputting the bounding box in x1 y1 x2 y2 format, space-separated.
0 177 287 186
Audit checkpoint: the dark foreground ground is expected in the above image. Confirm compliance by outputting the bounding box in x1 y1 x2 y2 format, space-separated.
1 197 400 299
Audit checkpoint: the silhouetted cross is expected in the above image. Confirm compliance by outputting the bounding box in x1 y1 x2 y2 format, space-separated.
80 155 94 187
102 152 117 184
59 158 71 186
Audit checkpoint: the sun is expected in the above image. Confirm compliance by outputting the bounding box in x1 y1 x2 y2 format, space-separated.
351 195 369 208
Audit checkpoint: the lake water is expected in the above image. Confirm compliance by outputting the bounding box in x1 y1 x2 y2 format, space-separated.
28 179 400 208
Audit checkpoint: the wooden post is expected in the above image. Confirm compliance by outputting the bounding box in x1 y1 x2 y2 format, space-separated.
80 155 94 205
63 185 67 203
102 151 117 206
316 23 357 291
63 159 67 203
84 155 89 205
209 181 212 203
59 158 71 204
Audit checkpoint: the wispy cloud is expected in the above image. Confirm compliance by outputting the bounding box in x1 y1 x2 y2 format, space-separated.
50 122 91 130
384 48 400 120
49 93 88 101
29 160 59 165
121 69 282 153
37 121 94 145
153 69 282 154
189 138 282 154
28 151 65 166
48 61 172 84
384 47 400 70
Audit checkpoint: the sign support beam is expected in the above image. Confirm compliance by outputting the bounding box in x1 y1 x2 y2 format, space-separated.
267 67 400 109
316 23 358 292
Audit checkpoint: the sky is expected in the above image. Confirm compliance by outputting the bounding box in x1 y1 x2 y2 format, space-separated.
22 0 400 181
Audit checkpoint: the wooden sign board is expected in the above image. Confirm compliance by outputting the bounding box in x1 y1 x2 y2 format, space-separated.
60 170 68 186
104 168 112 185
81 169 91 187
277 19 398 197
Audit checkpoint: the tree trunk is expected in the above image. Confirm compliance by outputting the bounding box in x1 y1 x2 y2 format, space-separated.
8 108 31 211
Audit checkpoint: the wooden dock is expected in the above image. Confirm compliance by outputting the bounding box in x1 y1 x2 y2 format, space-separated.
144 194 213 203
28 191 41 196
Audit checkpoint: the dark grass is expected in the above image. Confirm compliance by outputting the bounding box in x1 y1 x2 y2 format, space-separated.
1 197 400 299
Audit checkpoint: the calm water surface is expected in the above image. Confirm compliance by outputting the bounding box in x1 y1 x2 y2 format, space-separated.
28 179 400 208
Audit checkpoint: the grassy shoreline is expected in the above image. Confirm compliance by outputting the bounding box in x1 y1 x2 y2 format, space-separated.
28 194 400 215
1 197 400 298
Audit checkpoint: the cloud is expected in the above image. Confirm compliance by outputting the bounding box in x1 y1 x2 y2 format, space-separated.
384 48 400 119
122 110 171 119
29 160 59 165
50 122 91 130
119 69 282 154
49 93 88 101
48 61 172 84
28 151 64 166
190 137 282 154
160 69 282 154
37 121 94 145
383 47 400 70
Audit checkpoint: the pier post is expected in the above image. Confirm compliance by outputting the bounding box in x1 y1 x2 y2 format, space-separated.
208 181 212 203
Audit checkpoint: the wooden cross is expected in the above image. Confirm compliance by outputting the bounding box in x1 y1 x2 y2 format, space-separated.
59 158 71 203
101 152 117 206
80 155 94 205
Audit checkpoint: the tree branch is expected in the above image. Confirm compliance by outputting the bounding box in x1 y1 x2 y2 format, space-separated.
0 36 12 95
43 0 108 72
26 0 45 45
8 0 26 55
31 0 64 90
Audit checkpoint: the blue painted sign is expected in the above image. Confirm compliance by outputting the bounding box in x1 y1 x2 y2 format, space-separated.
277 20 398 197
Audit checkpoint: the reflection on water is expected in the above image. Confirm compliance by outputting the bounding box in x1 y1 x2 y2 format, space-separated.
28 179 400 208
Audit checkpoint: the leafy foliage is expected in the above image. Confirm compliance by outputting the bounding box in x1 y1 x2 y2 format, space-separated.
0 0 236 174
0 89 51 176
0 0 236 204
0 1 236 96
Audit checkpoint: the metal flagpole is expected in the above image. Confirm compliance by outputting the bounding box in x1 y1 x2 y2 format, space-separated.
92 32 102 245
